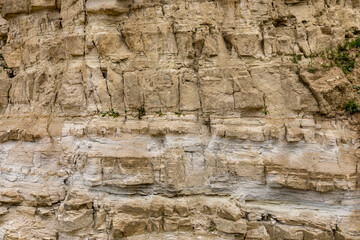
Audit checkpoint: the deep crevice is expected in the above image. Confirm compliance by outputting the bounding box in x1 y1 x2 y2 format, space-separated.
222 33 233 54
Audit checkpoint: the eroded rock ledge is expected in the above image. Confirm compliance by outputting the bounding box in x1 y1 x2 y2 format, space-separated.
0 0 360 239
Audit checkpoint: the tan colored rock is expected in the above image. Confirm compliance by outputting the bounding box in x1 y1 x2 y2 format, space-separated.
286 127 304 142
163 217 179 232
94 33 130 61
266 224 304 240
214 218 247 234
217 202 243 221
149 197 164 217
303 228 332 240
147 217 162 233
246 224 270 240
2 45 21 68
118 202 149 218
178 218 193 231
86 0 130 15
102 157 154 187
0 0 359 239
0 74 10 112
0 129 40 143
174 200 189 217
2 0 28 18
30 0 56 11
300 68 352 115
65 35 84 56
223 29 263 58
160 148 186 192
58 208 94 232
0 189 21 204
112 214 147 238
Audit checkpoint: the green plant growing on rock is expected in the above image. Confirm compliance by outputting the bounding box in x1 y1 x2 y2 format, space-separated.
326 48 335 60
343 85 360 114
175 110 183 117
328 40 356 74
338 40 349 52
155 109 163 117
307 62 318 73
321 63 329 71
332 48 355 74
353 85 360 94
134 105 146 120
320 50 326 60
307 54 318 74
307 38 360 75
100 108 120 118
349 38 360 48
263 93 269 115
321 60 334 71
290 54 302 64
208 226 217 232
345 97 360 114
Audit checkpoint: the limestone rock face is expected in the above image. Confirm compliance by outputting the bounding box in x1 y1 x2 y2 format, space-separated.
0 0 360 239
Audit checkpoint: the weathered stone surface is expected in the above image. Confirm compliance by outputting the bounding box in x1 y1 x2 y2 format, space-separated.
217 202 243 221
300 68 353 115
214 218 247 234
0 0 360 239
30 0 56 11
2 0 28 17
247 223 271 240
112 214 147 238
102 157 154 186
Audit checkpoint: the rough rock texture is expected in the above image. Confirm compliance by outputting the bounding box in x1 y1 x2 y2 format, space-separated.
0 0 360 239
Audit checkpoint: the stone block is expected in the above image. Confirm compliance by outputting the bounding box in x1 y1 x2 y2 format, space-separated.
30 0 56 11
214 218 247 234
112 214 147 237
102 157 154 186
2 0 29 18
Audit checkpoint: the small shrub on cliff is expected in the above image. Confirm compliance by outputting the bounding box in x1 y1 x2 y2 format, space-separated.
354 85 360 94
338 40 349 52
208 226 217 232
335 51 355 74
308 38 360 75
307 53 318 73
345 97 360 114
134 105 146 120
175 110 183 117
100 108 120 118
307 62 318 74
290 54 302 64
155 109 163 117
349 38 360 48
